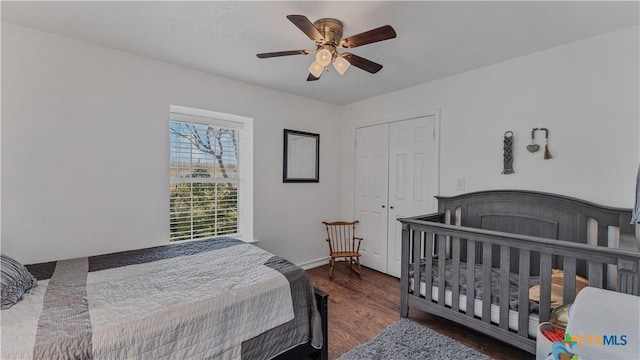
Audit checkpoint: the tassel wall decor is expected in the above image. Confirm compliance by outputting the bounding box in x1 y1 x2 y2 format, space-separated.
527 128 540 153
502 131 514 174
541 128 552 159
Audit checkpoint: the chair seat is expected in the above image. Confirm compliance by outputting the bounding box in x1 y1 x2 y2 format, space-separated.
331 251 360 258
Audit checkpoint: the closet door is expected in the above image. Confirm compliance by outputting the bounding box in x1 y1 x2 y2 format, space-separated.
354 124 389 273
387 116 437 278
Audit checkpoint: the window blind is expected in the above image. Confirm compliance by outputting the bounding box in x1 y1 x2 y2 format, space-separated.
169 120 239 241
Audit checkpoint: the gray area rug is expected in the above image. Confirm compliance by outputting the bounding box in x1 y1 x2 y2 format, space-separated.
339 319 491 360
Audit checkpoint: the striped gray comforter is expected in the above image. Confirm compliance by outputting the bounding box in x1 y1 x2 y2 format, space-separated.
1 238 322 359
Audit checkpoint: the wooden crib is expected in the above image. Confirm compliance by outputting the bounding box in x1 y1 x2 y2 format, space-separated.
398 190 640 353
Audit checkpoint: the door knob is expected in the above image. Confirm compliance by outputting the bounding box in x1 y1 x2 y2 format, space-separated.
382 205 385 208
390 206 394 209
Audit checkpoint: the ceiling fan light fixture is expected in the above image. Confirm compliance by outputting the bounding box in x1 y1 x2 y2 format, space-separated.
315 48 332 67
257 15 397 81
333 55 350 75
308 61 324 78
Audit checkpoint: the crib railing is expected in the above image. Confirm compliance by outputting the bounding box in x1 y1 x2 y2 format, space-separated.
399 214 640 353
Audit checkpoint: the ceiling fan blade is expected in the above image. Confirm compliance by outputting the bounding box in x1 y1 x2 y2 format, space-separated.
340 25 397 48
342 53 383 74
287 15 324 42
256 50 310 58
307 73 321 81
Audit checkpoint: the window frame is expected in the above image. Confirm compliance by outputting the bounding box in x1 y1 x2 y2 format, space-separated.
169 105 253 243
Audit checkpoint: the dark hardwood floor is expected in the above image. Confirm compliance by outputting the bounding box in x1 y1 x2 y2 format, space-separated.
307 263 534 360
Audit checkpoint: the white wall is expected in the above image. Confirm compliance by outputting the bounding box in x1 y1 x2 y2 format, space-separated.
1 23 341 265
340 25 640 220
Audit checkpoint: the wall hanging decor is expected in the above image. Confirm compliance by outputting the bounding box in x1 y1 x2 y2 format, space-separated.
540 128 552 159
527 128 540 153
283 129 320 182
502 131 514 174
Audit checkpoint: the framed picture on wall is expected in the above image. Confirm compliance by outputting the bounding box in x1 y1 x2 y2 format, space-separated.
283 129 319 183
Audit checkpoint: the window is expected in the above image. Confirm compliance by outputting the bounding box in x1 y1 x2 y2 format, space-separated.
169 105 253 242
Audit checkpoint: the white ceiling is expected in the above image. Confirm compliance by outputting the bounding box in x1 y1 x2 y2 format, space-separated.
2 1 638 105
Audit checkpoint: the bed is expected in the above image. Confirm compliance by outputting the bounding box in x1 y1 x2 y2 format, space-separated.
398 190 640 354
1 237 328 360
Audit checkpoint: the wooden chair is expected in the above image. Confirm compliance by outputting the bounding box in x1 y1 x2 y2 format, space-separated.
323 221 363 279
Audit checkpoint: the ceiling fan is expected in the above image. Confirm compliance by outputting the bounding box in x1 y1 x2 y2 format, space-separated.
257 15 397 81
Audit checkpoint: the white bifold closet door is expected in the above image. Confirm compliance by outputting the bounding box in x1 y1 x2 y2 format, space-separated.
355 123 389 273
355 116 437 277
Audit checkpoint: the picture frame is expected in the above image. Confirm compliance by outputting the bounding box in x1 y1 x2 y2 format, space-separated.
283 129 319 183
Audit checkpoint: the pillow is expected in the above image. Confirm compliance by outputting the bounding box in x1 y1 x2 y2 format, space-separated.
529 268 589 309
1 254 37 309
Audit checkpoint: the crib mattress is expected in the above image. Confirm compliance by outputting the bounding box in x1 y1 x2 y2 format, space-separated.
413 280 539 337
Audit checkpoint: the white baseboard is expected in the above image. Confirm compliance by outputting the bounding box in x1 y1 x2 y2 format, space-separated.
297 257 330 270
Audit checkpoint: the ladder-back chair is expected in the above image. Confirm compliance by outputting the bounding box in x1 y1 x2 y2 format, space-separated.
323 221 363 279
